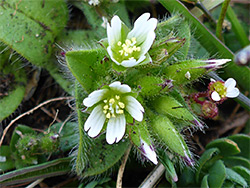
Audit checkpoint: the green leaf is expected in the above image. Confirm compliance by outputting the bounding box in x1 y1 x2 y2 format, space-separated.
0 146 15 172
0 0 68 66
0 61 27 121
0 157 71 186
225 168 248 187
232 166 250 185
159 0 250 93
201 175 209 188
223 156 250 169
228 134 250 158
66 48 111 93
208 160 226 188
6 0 68 36
205 138 241 157
196 148 220 183
83 135 130 177
158 148 178 183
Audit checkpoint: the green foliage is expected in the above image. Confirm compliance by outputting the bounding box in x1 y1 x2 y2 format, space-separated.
175 134 250 187
0 59 27 121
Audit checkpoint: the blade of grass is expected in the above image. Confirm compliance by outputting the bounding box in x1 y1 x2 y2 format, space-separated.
226 6 250 47
158 0 250 93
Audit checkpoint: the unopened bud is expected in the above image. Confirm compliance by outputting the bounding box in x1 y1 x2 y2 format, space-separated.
202 100 218 119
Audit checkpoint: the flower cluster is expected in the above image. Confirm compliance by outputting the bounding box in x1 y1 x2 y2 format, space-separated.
190 78 239 119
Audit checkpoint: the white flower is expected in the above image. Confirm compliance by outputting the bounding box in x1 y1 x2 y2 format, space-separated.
105 13 157 67
83 81 144 144
200 59 231 69
140 139 158 165
101 16 108 28
88 0 100 6
210 78 240 102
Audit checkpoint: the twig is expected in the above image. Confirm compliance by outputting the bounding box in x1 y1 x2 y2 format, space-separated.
48 109 59 133
116 144 132 188
216 0 231 40
139 163 165 188
41 107 62 122
26 178 44 188
59 113 73 134
0 96 73 147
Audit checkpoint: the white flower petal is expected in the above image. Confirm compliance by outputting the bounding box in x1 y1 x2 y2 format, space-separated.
225 78 237 92
107 46 120 65
226 88 240 98
109 81 131 93
121 59 138 67
107 15 122 46
106 114 126 144
139 31 156 56
211 91 221 101
128 13 157 44
125 96 144 121
84 105 106 137
83 89 108 107
141 139 158 165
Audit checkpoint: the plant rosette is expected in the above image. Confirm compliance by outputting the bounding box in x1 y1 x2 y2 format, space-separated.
83 81 144 145
100 13 157 69
208 78 240 103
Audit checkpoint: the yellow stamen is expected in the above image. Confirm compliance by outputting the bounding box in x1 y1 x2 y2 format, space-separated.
109 98 115 104
118 102 125 108
115 95 120 100
103 105 109 110
118 109 124 114
106 113 111 119
117 41 122 46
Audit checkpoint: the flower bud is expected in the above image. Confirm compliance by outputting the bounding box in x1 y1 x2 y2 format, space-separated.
202 100 219 119
234 45 250 66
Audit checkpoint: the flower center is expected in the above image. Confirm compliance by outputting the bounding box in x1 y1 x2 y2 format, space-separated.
102 95 125 119
210 81 227 98
117 37 141 60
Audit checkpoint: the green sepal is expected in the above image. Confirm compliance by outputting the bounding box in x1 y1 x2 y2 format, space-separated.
163 59 212 86
205 138 241 157
66 48 111 93
127 120 151 148
208 160 226 188
225 168 248 187
151 95 201 127
150 114 193 164
150 35 186 64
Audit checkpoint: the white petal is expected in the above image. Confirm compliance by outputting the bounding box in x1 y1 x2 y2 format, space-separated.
211 91 221 101
109 81 131 93
225 78 237 92
84 105 106 138
139 31 156 56
125 96 144 121
128 13 157 44
226 88 240 98
141 139 158 165
107 15 122 46
202 59 231 65
121 59 138 67
106 114 126 144
107 46 121 65
83 89 108 107
210 78 216 82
